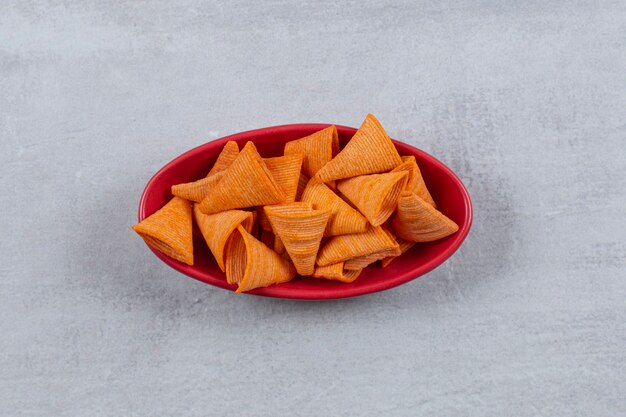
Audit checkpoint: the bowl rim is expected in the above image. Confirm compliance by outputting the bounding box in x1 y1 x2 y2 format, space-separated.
138 123 473 300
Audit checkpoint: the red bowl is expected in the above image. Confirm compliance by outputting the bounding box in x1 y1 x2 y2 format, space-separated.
137 124 472 299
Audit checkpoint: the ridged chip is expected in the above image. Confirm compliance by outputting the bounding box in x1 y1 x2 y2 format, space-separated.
312 262 362 283
300 178 368 236
198 142 284 214
284 125 339 178
337 171 408 226
132 196 194 265
225 225 296 292
316 225 399 267
193 205 254 272
391 192 458 242
315 114 402 182
264 203 331 276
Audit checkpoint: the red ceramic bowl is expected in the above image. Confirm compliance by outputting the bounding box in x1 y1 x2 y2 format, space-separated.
137 124 472 299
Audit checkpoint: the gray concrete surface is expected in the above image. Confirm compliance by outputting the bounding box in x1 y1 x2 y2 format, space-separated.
1 1 625 416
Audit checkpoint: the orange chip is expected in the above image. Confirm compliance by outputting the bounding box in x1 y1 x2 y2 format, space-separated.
207 141 239 176
264 203 331 276
315 114 402 182
132 196 194 265
342 223 400 269
264 154 303 203
316 225 399 267
392 156 417 191
284 125 339 178
224 225 296 292
400 155 436 207
295 173 309 202
193 205 254 272
312 262 362 283
198 142 284 214
337 171 409 227
171 171 224 203
259 201 310 232
224 226 246 285
344 246 402 270
300 178 368 236
391 192 458 242
380 238 416 268
170 142 242 203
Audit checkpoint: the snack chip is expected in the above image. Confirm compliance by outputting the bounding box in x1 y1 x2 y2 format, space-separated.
315 114 402 182
344 245 402 270
284 125 339 178
264 203 331 276
171 171 224 203
132 196 194 265
392 156 418 191
337 171 409 227
198 142 284 214
312 262 362 283
264 154 303 203
193 205 254 272
316 225 399 267
171 142 241 203
225 225 296 292
391 192 458 242
341 223 401 269
300 178 368 236
207 141 239 176
400 155 436 207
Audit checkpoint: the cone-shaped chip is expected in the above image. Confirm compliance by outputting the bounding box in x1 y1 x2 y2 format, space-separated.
315 114 402 182
342 224 400 269
400 155 436 207
198 142 284 214
344 245 402 270
300 178 368 236
224 225 296 292
312 262 362 283
264 154 303 203
264 203 331 276
284 125 339 178
193 205 254 272
337 171 408 227
207 141 239 176
392 156 417 191
171 171 224 203
316 225 399 267
391 192 458 242
132 196 194 265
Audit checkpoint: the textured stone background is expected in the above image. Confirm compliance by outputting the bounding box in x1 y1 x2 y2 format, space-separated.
1 1 625 416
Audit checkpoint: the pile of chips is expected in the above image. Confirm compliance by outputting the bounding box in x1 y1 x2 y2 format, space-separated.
133 114 459 293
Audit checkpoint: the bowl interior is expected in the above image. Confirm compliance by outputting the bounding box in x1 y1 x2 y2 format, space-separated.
138 124 472 299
